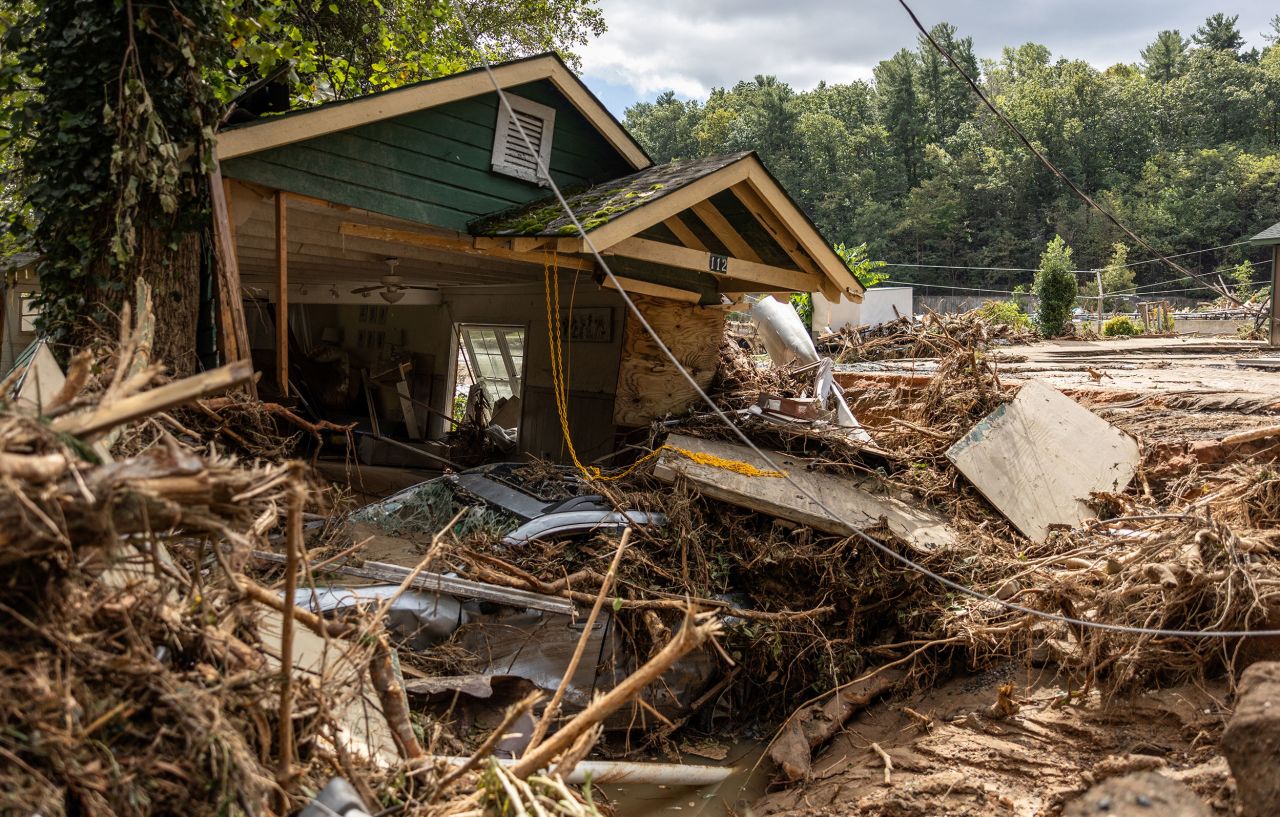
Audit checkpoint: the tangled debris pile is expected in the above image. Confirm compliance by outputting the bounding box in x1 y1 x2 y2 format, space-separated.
815 306 1037 363
5 290 1280 817
1 286 719 817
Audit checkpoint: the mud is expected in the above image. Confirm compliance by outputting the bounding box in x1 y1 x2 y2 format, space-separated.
755 664 1232 817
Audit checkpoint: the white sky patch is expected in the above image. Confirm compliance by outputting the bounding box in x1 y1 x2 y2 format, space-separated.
580 0 1278 106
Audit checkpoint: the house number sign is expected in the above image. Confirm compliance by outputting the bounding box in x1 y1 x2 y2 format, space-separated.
708 254 729 273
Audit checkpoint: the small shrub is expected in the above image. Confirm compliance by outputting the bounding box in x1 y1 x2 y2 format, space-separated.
1033 236 1079 337
1102 315 1142 337
977 299 1031 330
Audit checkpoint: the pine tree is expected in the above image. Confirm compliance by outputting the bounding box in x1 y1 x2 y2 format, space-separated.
1141 30 1189 81
1193 13 1245 54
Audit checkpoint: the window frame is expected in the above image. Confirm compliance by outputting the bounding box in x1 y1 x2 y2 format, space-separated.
457 323 527 406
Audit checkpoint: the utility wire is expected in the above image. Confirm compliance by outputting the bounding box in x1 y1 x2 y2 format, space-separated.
1118 240 1252 269
885 240 1254 279
896 0 1238 304
883 280 1017 294
450 2 1280 639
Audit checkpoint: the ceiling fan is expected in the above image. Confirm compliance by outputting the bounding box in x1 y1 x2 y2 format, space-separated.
351 259 438 303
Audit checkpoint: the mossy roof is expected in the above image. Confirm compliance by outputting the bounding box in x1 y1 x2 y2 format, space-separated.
469 152 750 237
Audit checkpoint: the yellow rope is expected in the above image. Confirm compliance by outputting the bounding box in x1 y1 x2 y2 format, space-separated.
544 254 785 482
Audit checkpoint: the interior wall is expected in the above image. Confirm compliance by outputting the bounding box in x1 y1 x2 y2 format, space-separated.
287 279 626 464
441 280 626 463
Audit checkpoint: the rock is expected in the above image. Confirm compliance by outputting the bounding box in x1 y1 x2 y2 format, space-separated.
1223 661 1280 817
1063 771 1210 817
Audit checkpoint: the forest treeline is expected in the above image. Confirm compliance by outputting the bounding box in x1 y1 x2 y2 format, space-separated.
623 13 1280 296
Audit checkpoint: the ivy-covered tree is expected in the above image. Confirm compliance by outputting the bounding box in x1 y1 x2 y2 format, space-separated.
1 0 229 371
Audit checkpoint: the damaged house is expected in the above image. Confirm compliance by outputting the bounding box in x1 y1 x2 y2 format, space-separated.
211 53 863 468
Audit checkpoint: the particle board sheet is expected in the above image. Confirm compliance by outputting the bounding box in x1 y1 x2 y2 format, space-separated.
613 295 724 427
653 433 954 552
945 379 1139 543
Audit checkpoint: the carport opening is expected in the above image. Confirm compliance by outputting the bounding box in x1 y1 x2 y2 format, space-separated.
454 324 526 440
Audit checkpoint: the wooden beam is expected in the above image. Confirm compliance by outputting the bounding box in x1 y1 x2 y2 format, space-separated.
600 275 701 304
1272 244 1280 347
742 163 862 299
339 222 595 271
603 236 819 293
663 215 708 251
209 169 256 398
275 191 289 396
473 236 551 253
730 183 816 275
690 200 763 263
53 361 254 439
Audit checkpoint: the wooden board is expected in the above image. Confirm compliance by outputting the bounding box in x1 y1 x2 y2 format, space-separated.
653 433 954 551
612 296 724 427
946 380 1140 542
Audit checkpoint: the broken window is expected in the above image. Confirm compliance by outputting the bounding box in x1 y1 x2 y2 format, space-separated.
458 324 525 404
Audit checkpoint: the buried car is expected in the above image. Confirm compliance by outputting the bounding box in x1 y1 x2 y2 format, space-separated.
350 461 664 544
296 463 705 744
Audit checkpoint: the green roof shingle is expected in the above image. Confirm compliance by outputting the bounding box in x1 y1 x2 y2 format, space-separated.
469 152 750 237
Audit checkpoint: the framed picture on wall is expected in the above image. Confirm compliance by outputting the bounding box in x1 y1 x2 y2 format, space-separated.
561 307 613 343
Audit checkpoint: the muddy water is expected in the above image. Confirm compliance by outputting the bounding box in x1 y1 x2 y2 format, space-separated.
601 741 770 817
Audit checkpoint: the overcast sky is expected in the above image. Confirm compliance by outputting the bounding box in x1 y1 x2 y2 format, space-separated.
579 1 1278 116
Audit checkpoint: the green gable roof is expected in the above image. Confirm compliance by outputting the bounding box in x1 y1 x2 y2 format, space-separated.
469 153 751 236
1251 221 1280 245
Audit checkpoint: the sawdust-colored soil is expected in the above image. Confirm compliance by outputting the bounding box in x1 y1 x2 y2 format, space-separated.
755 664 1233 817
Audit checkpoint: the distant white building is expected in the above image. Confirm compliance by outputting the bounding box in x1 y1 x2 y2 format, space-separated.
812 286 913 333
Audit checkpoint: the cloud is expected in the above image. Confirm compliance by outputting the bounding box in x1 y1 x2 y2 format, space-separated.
580 0 1278 104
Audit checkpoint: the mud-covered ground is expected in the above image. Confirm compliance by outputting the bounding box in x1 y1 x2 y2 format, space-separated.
755 665 1233 817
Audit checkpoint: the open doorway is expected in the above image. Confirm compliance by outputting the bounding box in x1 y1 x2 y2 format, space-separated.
454 324 526 442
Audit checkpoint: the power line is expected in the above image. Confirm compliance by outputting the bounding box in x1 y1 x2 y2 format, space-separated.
452 2 1280 640
1120 258 1273 295
1118 240 1252 269
897 0 1238 304
883 262 1042 273
883 240 1262 277
884 280 1017 294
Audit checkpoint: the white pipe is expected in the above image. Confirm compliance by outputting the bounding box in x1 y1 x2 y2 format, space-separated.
438 756 736 786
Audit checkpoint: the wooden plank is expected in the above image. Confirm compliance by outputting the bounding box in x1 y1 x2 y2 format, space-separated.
690 200 763 263
209 170 255 398
601 275 701 303
248 550 576 616
53 361 254 438
612 296 723 426
339 222 595 270
730 183 819 276
663 215 708 251
473 236 550 253
1271 245 1279 347
654 434 953 551
604 236 819 293
946 380 1140 543
275 191 289 396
